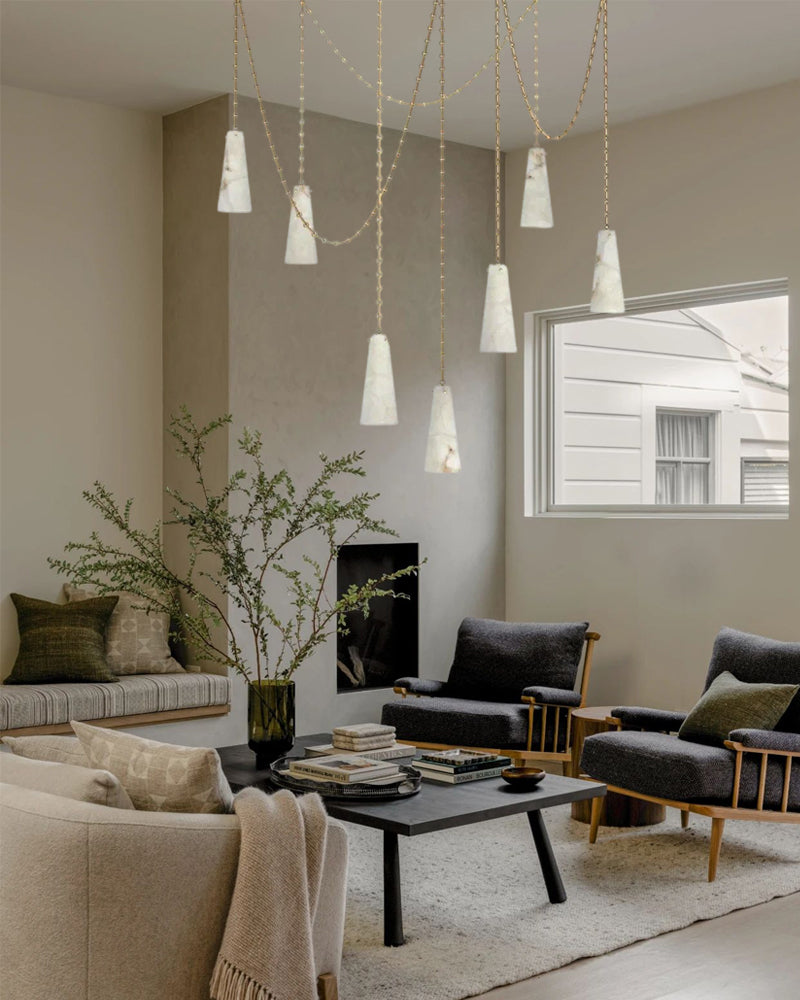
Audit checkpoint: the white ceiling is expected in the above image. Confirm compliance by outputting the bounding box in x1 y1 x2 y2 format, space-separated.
2 0 799 149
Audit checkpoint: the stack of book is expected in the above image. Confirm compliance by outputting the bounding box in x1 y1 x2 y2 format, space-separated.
412 749 512 784
288 754 405 787
305 722 417 762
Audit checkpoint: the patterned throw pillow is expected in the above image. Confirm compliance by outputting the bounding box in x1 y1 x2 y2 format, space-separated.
64 585 184 675
71 721 233 814
5 593 119 684
678 671 800 747
2 734 88 767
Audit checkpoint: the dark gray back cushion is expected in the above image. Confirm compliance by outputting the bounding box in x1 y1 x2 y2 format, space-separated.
704 628 800 733
446 618 589 702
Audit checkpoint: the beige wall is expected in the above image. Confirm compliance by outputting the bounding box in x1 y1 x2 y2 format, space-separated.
0 86 163 675
162 94 505 744
505 80 800 711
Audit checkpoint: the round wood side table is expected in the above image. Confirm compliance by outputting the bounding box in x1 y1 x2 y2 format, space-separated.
570 705 666 826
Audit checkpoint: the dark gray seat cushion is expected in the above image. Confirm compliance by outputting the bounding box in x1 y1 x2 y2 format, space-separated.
581 730 800 811
382 696 530 749
446 618 588 702
705 628 800 733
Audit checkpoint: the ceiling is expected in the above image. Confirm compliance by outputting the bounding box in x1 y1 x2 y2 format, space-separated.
2 0 799 149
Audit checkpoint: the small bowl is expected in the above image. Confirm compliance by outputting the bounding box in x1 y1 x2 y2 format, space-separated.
500 766 546 790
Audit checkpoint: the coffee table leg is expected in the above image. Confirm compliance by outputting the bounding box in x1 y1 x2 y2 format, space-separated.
383 831 405 946
527 809 567 904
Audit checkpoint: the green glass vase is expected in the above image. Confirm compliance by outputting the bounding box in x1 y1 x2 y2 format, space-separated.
248 679 295 769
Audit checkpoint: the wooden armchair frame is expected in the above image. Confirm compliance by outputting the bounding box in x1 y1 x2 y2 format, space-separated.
393 631 600 769
588 719 800 881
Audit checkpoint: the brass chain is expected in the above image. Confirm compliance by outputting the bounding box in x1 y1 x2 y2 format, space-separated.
237 0 437 247
502 0 603 142
233 0 239 130
298 0 305 184
303 0 537 109
376 0 383 333
494 0 501 265
532 0 539 146
602 0 609 229
439 0 446 386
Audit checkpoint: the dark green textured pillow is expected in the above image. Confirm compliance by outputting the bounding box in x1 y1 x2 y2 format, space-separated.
5 593 120 685
678 670 799 747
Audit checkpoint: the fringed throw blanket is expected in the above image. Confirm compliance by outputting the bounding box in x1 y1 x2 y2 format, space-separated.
210 787 328 1000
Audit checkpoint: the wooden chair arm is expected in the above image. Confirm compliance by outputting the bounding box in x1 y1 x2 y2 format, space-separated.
393 685 409 697
723 739 800 813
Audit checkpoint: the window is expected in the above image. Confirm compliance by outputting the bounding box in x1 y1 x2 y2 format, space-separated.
655 411 713 504
742 459 789 505
528 280 789 516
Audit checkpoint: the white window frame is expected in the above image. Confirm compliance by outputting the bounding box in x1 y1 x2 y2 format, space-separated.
526 278 789 519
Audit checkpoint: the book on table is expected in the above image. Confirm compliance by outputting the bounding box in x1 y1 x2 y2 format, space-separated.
414 756 512 775
417 749 500 767
289 754 400 784
412 763 509 784
305 741 417 761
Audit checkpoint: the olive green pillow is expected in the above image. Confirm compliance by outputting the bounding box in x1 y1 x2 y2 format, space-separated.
678 670 799 747
5 593 119 685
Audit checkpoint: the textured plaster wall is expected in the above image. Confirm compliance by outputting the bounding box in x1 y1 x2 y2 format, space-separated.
0 86 163 676
505 80 800 712
161 95 505 745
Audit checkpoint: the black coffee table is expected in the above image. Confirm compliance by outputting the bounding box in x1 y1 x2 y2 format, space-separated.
219 737 606 947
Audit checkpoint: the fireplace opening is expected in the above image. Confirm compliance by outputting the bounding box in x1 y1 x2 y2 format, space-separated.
336 542 419 692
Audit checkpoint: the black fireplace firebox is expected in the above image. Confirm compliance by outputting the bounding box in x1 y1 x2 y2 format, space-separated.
336 542 419 692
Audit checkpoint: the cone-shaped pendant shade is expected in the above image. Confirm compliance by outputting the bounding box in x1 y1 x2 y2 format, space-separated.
360 334 398 425
520 147 553 228
285 185 318 265
424 385 461 474
217 131 252 213
590 229 625 314
480 264 517 353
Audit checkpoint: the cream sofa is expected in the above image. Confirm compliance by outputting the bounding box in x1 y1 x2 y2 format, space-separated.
0 760 348 1000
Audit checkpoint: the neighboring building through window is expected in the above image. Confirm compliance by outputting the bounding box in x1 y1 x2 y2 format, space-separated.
533 284 789 514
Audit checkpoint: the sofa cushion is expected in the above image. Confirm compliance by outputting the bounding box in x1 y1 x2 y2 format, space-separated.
382 696 530 749
0 752 134 809
5 593 119 685
64 584 184 675
0 672 231 731
678 671 798 747
705 628 800 733
581 730 800 810
73 721 233 814
446 618 588 702
2 734 88 766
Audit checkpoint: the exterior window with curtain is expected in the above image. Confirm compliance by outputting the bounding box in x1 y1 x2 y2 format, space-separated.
655 411 714 504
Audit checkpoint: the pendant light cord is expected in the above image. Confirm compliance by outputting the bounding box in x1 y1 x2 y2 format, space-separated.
233 0 239 130
602 0 609 229
376 0 383 334
494 0 501 266
532 0 539 147
298 0 306 184
439 0 446 386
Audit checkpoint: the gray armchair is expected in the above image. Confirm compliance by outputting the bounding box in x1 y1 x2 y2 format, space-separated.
581 628 800 881
381 617 599 769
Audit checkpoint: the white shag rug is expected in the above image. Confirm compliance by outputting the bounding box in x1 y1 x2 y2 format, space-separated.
339 808 800 1000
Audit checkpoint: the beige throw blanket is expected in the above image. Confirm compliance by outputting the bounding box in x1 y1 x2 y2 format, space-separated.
210 787 328 1000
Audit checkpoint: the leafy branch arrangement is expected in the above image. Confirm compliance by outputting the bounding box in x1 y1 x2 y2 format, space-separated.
49 409 420 688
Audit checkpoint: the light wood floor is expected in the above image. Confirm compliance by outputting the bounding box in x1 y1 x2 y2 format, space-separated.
476 891 800 1000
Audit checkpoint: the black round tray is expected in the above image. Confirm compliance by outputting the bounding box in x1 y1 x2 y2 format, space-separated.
269 756 422 802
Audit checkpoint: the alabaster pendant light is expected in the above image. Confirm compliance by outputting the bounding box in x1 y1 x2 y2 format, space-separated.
361 334 397 425
590 228 624 313
360 0 397 424
425 384 461 474
285 186 318 264
520 147 553 227
425 0 461 471
285 3 319 265
218 130 252 213
480 0 516 354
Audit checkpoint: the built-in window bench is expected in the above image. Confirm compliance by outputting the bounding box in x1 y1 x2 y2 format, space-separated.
0 669 231 736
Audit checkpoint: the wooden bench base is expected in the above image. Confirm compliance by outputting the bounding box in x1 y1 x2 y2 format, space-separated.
0 703 230 738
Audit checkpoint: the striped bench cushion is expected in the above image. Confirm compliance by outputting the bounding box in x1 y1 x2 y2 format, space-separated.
0 672 231 731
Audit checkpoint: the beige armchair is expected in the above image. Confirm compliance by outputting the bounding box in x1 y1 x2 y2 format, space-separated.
0 769 348 1000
